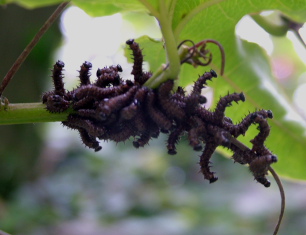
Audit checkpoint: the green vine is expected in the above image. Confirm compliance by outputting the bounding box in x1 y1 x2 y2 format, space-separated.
143 0 181 88
0 103 71 125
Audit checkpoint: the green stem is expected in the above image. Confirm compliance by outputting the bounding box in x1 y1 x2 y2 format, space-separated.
144 0 180 88
0 103 70 125
168 0 177 23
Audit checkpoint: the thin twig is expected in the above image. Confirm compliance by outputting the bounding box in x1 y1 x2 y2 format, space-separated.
224 132 250 151
0 1 70 97
226 133 285 235
293 30 306 50
280 15 306 49
268 166 285 235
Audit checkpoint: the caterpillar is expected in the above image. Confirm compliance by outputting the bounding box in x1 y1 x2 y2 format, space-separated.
43 39 276 188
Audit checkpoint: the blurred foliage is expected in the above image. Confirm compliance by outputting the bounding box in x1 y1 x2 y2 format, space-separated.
1 135 306 235
0 4 61 199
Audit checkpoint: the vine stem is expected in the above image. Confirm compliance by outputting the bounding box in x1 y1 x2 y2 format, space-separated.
0 103 268 168
0 103 71 125
225 133 285 235
0 1 70 97
268 166 285 235
144 0 181 88
0 105 266 165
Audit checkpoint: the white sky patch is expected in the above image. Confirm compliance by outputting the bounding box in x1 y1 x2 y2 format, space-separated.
55 6 127 89
262 79 306 130
293 83 306 117
236 15 274 55
287 26 306 64
60 6 123 61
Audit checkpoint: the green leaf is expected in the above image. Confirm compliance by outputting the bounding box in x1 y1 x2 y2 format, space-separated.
170 0 306 180
0 0 151 12
2 0 63 8
215 38 306 180
122 0 306 181
72 0 148 16
173 1 306 85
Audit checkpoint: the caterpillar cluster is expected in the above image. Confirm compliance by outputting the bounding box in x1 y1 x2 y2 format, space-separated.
42 39 277 187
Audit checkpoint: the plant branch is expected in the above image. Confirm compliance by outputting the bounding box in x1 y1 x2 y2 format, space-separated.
0 100 259 156
0 102 263 166
144 0 180 88
280 15 306 49
269 166 285 235
167 0 177 23
0 1 70 97
0 103 71 125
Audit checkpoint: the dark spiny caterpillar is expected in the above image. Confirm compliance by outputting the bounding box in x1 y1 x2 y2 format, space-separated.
42 60 71 113
42 39 277 188
42 39 284 234
79 61 92 86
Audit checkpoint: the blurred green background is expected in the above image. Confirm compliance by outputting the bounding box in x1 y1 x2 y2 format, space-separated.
0 4 306 235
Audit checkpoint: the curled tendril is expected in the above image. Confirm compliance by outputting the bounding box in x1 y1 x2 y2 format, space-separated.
179 39 225 75
177 39 196 64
